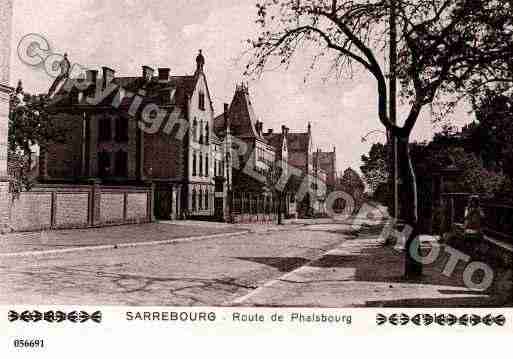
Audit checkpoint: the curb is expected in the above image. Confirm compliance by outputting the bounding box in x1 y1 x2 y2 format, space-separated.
0 230 250 259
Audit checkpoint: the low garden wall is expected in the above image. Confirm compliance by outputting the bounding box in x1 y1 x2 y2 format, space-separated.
10 183 153 232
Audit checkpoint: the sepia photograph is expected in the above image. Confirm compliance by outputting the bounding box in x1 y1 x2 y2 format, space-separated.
1 0 512 313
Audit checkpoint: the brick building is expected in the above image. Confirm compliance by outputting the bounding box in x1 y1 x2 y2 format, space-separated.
41 50 230 220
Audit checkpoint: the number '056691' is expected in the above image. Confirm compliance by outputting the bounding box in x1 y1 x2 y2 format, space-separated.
13 339 44 349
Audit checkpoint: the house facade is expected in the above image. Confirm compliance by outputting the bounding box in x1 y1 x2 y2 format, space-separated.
40 51 230 220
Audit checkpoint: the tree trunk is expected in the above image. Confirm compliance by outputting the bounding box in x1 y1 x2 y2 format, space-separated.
397 135 422 278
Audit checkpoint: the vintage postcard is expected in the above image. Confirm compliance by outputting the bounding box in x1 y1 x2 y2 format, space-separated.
1 0 512 356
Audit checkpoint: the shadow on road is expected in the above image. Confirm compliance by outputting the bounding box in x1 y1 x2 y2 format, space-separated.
235 257 309 272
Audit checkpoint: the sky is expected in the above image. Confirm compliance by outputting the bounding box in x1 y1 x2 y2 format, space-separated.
9 0 473 173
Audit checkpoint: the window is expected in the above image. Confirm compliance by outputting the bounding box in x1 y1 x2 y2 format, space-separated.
115 116 128 142
205 124 209 144
205 156 209 177
193 119 198 142
114 150 128 177
199 91 205 111
98 151 111 177
199 189 203 210
192 153 197 176
199 121 204 144
98 116 111 142
204 191 209 210
192 189 197 211
199 155 203 177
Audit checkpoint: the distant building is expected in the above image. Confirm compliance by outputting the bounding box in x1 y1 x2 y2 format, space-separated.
214 84 296 218
314 148 337 192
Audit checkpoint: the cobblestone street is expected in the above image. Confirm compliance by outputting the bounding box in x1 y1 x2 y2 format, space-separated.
0 221 510 306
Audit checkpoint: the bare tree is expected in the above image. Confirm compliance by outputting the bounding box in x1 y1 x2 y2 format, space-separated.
245 0 513 277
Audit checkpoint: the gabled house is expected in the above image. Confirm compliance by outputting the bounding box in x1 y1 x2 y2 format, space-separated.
40 50 229 220
214 84 297 218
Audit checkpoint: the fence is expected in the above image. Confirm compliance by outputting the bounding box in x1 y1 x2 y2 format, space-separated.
10 183 153 232
230 192 284 224
441 192 513 243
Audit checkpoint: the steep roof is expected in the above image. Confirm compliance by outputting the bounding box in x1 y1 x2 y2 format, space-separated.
48 72 198 114
314 150 336 173
263 132 284 150
314 151 335 165
213 112 228 138
286 132 310 152
226 84 262 139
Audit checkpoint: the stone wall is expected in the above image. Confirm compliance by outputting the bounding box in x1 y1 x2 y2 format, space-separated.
9 184 153 232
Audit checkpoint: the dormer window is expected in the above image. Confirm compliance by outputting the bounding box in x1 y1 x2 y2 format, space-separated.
199 91 205 111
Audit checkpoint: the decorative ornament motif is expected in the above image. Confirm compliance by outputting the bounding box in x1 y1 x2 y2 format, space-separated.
377 313 505 327
8 310 102 323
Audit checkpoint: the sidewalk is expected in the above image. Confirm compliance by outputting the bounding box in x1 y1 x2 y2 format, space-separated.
233 227 512 307
0 222 247 256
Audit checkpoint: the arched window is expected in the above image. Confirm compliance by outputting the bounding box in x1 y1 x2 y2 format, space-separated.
192 152 197 176
114 150 128 177
193 118 198 142
199 154 203 177
199 120 204 144
199 91 205 111
199 189 203 210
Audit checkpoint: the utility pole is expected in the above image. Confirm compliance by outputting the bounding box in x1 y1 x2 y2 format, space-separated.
389 0 399 221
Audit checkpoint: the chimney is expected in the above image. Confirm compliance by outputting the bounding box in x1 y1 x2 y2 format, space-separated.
267 129 273 135
86 69 98 83
86 70 98 91
307 122 311 134
158 67 170 81
281 125 289 136
102 66 115 90
142 65 154 82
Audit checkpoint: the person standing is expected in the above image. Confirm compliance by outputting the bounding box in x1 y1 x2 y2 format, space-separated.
464 195 484 242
